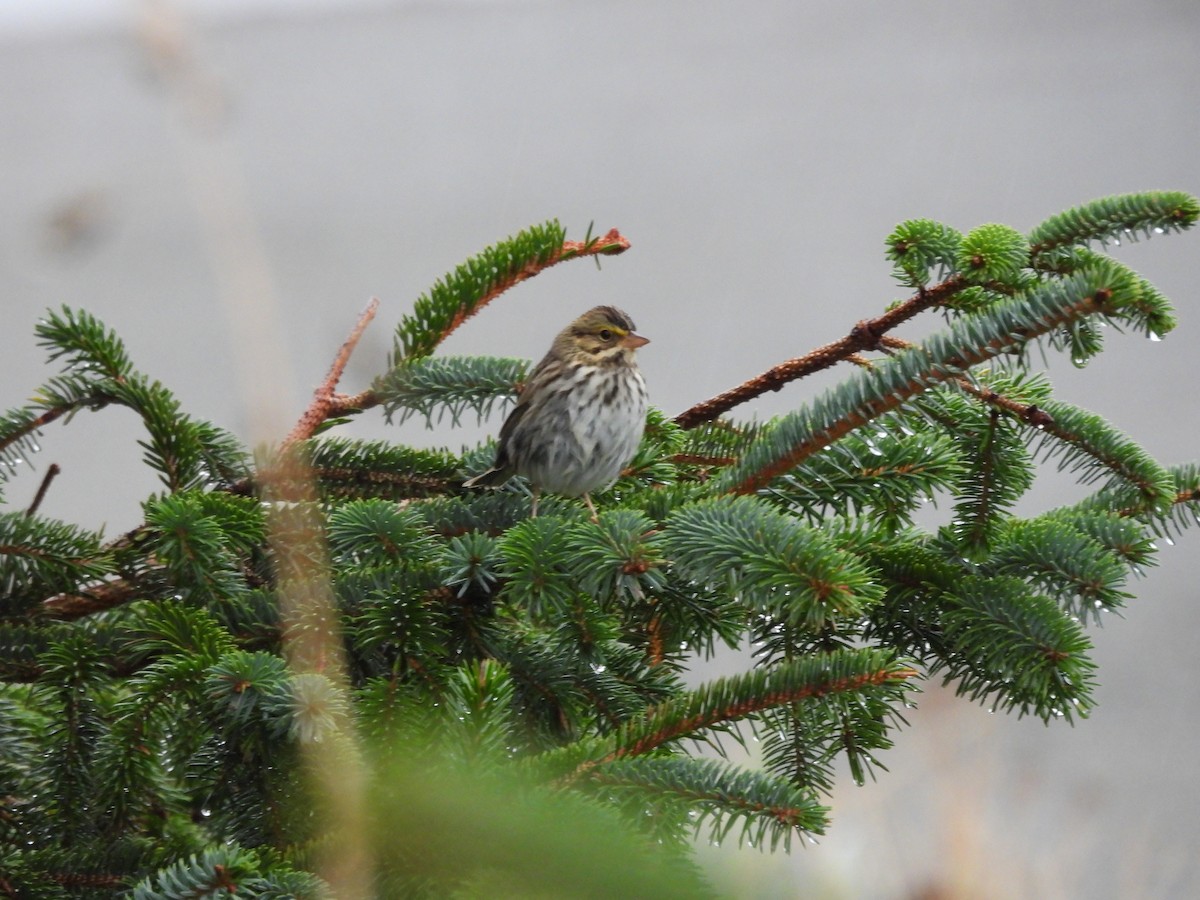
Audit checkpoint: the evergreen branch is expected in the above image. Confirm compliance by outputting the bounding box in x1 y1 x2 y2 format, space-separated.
392 222 631 363
947 409 1035 556
880 336 1056 428
1164 468 1200 519
854 533 961 661
1124 274 1178 338
34 633 110 844
681 191 1194 439
757 679 906 790
1028 190 1199 254
375 356 529 428
35 306 134 380
49 873 130 890
114 377 205 492
588 650 915 769
1033 509 1156 571
97 651 215 829
672 419 763 476
3 308 236 493
662 496 883 629
41 492 263 620
230 439 463 504
0 386 110 477
719 262 1132 495
416 491 539 537
672 276 968 429
1 194 1195 889
987 518 1130 620
956 224 1030 287
1078 462 1200 540
584 756 828 848
130 600 240 661
143 493 260 602
3 377 241 497
564 509 666 605
327 499 438 569
497 517 584 618
0 512 111 616
285 297 380 447
872 363 1170 544
341 568 450 673
813 348 1056 544
554 621 644 702
1026 399 1175 509
491 630 595 738
773 426 964 530
885 218 963 287
130 846 260 899
0 622 72 679
935 575 1097 722
1036 250 1178 350
955 379 1055 427
303 437 462 501
204 650 291 729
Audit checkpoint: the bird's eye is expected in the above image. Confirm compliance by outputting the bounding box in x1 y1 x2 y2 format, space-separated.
598 329 613 341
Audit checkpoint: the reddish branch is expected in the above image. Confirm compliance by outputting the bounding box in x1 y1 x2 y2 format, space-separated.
673 276 968 429
283 297 381 447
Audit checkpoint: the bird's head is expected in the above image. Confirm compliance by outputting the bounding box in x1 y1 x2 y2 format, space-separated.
559 305 649 366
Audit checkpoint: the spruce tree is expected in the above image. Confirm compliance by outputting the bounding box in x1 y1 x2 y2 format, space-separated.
1 194 1198 896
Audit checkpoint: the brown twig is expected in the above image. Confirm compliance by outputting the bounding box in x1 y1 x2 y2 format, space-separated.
877 336 1055 429
283 298 381 447
43 578 139 620
673 276 968 429
25 464 62 517
48 873 128 890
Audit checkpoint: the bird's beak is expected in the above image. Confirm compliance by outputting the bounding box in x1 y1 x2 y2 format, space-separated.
621 331 650 349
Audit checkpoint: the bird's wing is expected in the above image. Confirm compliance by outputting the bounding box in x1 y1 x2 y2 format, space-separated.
492 400 528 470
493 349 562 468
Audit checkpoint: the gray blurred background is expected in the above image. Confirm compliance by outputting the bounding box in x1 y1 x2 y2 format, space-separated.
2 1 1198 897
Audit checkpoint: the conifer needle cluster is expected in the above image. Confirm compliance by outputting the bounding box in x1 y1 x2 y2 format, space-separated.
1 193 1198 896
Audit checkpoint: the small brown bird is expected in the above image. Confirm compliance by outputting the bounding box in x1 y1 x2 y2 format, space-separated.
463 306 650 518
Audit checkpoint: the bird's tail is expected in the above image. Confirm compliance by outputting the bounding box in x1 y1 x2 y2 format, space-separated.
462 467 510 489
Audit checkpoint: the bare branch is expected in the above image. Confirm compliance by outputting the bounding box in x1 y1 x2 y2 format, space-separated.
25 464 62 517
284 297 380 447
673 276 968 429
